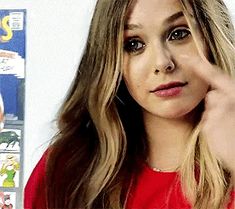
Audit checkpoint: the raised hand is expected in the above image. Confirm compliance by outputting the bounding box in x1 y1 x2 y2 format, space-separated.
191 57 235 179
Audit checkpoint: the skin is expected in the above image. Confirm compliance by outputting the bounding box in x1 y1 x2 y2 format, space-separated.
190 58 235 184
123 0 235 185
123 0 208 170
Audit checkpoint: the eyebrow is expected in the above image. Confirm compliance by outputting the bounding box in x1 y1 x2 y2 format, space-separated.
124 23 143 30
124 11 184 31
164 11 184 24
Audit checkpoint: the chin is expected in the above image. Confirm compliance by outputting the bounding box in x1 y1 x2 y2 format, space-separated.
158 110 190 119
157 103 202 120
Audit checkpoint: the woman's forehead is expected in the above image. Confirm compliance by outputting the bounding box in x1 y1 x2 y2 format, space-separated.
125 0 185 24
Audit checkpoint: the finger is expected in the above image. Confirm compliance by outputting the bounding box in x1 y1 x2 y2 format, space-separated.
188 57 233 92
204 90 221 109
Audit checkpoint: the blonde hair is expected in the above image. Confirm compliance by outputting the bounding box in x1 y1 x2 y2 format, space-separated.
179 0 235 208
46 0 235 208
47 0 136 208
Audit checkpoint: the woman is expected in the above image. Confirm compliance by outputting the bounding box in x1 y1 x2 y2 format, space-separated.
25 0 235 208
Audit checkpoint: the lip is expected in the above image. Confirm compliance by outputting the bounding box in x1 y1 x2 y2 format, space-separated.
150 81 188 97
151 81 188 92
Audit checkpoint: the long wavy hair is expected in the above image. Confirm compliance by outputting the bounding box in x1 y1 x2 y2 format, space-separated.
46 0 235 208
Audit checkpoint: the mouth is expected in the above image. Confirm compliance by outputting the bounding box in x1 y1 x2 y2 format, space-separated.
150 81 188 92
150 81 188 97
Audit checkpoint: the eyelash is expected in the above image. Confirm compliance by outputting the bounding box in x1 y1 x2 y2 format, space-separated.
124 27 191 54
168 28 191 41
124 37 145 54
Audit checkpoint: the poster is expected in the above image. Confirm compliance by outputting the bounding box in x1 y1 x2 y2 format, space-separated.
0 153 20 188
0 129 20 152
0 10 25 123
0 191 16 209
0 9 26 209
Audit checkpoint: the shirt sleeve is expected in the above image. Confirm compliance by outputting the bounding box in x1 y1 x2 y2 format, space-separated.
24 151 48 209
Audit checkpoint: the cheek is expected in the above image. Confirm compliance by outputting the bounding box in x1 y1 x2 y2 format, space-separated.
123 73 142 98
186 70 209 105
122 69 147 106
194 80 209 98
123 56 148 92
173 47 199 62
171 32 208 62
123 52 151 76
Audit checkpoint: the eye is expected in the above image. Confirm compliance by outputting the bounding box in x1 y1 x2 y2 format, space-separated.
168 28 191 41
124 38 145 54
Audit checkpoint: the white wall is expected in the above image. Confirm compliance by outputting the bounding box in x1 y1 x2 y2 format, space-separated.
0 0 234 187
224 0 235 21
0 0 97 185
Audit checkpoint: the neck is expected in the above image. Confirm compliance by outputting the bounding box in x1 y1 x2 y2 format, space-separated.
143 112 195 171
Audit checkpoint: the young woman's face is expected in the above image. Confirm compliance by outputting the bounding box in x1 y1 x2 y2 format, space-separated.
123 0 209 119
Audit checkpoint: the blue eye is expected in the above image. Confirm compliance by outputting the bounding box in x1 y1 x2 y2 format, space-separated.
124 38 145 53
168 28 191 41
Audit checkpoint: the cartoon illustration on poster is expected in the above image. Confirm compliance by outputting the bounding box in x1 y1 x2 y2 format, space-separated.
0 10 25 126
0 129 20 152
0 191 16 208
0 153 20 188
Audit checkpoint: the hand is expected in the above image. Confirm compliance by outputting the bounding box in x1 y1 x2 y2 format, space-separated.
191 57 235 174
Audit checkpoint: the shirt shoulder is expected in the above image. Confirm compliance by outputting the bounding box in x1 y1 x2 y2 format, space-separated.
24 150 48 209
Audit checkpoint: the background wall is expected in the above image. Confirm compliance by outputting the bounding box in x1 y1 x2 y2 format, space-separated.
224 0 235 18
0 0 233 187
0 0 97 185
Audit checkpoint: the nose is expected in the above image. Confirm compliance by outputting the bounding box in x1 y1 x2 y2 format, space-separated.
152 44 175 74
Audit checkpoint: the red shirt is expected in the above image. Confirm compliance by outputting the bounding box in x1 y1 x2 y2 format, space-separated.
24 152 47 209
126 163 192 209
24 152 235 209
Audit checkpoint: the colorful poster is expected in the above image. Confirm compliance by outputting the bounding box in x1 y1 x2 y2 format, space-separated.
0 10 25 123
0 191 16 208
0 9 26 209
0 153 20 188
0 129 20 152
